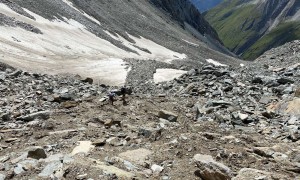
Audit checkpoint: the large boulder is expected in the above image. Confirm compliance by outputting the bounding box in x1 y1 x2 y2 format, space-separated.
27 147 47 160
194 154 232 180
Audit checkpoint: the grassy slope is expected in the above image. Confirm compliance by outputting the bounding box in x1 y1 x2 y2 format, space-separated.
205 0 300 60
204 0 260 53
243 22 300 60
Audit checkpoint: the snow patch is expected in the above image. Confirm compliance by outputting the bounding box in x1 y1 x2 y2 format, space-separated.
129 35 187 62
61 0 102 25
154 69 187 83
0 3 186 85
206 59 227 67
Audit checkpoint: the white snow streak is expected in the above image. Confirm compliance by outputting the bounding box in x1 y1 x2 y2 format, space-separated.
206 59 227 67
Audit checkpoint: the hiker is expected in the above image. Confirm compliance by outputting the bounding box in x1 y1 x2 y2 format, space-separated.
108 92 115 105
120 86 126 104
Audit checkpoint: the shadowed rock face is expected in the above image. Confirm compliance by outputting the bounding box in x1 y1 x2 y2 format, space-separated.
151 0 221 43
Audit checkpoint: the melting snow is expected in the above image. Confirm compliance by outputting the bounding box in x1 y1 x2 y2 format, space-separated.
153 69 187 83
0 3 186 85
206 59 227 67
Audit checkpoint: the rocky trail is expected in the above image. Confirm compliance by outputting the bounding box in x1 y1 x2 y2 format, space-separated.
0 41 300 179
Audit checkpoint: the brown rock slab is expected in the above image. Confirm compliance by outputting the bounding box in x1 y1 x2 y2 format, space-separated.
104 119 121 127
92 138 106 146
286 98 300 115
119 148 152 165
194 154 232 180
61 101 78 109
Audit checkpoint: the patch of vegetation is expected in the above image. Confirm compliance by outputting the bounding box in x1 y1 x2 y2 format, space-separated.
204 0 261 53
243 22 300 60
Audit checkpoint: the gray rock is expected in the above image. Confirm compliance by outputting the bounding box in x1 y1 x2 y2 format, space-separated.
27 147 47 160
295 88 300 98
63 155 74 164
138 127 162 141
14 164 24 175
283 86 294 94
194 154 232 180
151 164 164 173
252 76 263 84
277 77 294 84
0 112 10 121
233 168 286 180
253 147 274 158
0 73 5 81
288 116 298 125
119 149 152 166
82 77 93 84
238 113 249 121
44 154 64 163
9 70 22 77
158 110 178 122
17 111 51 122
289 129 300 142
92 138 106 146
77 174 88 179
38 161 63 177
123 160 138 171
207 100 232 107
0 174 5 180
19 159 38 170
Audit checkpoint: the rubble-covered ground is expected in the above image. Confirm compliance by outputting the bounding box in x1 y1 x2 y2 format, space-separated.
0 41 300 179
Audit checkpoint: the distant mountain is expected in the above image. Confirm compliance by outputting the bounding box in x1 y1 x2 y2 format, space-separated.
204 0 300 60
190 0 223 12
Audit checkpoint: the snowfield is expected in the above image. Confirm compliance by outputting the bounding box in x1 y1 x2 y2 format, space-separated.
154 69 187 83
0 3 186 85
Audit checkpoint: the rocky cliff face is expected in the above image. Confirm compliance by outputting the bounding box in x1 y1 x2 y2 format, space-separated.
205 0 300 60
151 0 221 42
151 0 235 56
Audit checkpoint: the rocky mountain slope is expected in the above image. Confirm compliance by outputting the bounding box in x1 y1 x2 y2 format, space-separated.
204 0 300 60
0 0 237 86
190 0 223 12
0 40 299 179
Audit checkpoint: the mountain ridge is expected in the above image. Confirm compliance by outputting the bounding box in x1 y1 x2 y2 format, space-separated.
0 0 238 86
